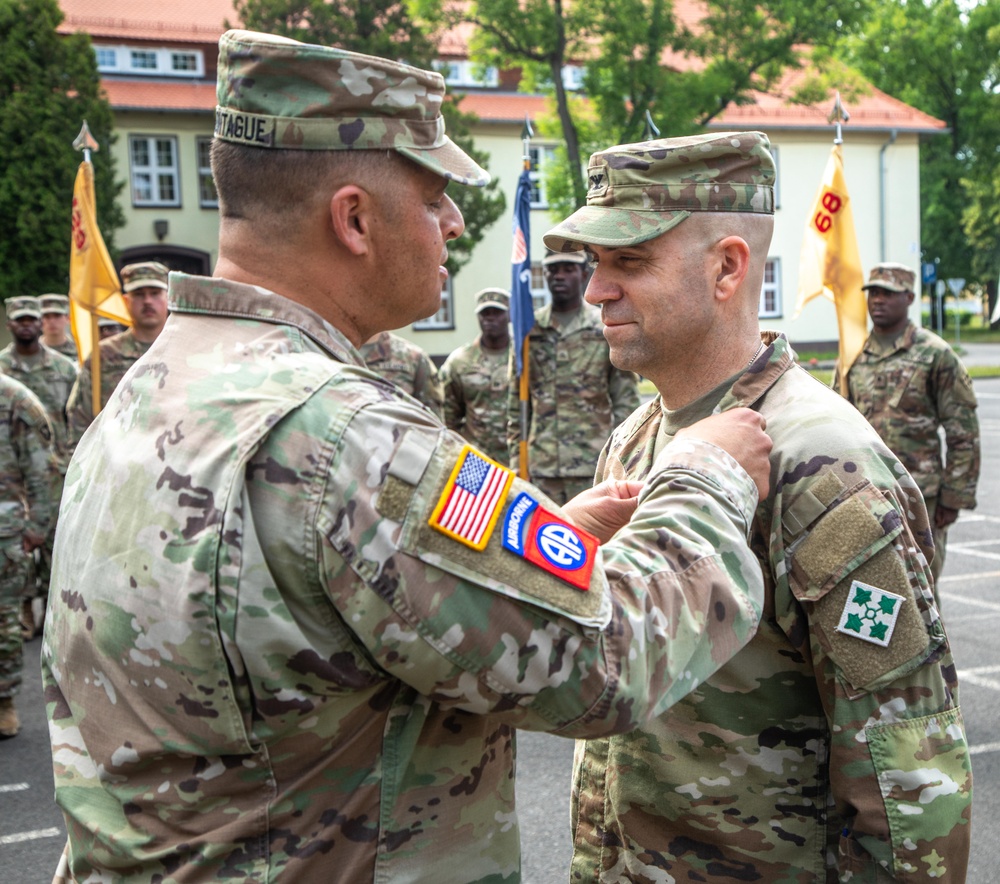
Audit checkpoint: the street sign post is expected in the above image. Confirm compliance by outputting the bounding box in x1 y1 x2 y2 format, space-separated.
946 278 966 346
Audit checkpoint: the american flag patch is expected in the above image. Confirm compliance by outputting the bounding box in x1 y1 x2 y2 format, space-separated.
429 447 514 550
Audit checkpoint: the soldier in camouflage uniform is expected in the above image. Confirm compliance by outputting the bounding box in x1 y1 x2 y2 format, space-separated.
506 251 639 505
0 296 77 636
0 373 53 738
360 329 445 418
43 31 775 883
544 131 972 882
833 262 979 589
65 261 169 447
440 287 511 463
39 294 79 362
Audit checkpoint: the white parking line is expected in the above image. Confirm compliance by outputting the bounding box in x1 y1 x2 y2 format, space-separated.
0 827 62 845
940 592 1000 613
0 783 29 793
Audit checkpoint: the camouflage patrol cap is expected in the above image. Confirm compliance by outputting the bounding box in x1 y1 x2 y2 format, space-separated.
121 261 169 293
6 296 41 320
474 288 510 313
544 131 775 252
862 262 915 294
541 251 588 266
214 29 489 187
39 294 70 315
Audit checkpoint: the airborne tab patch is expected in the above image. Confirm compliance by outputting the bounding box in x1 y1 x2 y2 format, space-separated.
502 492 598 591
429 447 513 550
835 580 905 647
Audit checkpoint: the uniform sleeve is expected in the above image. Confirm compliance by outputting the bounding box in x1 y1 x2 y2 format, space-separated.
438 355 465 433
318 396 764 738
412 353 444 420
781 471 971 881
608 363 640 428
932 349 979 510
65 363 94 451
12 392 55 537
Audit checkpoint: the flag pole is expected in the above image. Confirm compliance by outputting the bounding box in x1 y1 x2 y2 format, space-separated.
72 122 104 418
516 117 534 479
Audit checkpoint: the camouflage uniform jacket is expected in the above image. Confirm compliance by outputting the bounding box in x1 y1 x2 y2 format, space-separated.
65 328 149 449
506 303 639 478
440 336 510 464
835 321 979 510
43 273 767 883
573 332 971 883
47 337 79 363
359 330 444 418
0 374 53 541
0 344 78 470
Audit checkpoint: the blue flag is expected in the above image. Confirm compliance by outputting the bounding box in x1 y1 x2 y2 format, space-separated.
510 167 534 377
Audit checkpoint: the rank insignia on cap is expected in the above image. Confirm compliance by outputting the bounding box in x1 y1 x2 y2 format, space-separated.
501 492 598 591
430 447 513 550
836 580 905 647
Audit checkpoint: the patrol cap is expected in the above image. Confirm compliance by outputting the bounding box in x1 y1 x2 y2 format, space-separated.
98 316 126 329
214 29 489 187
6 296 41 320
121 261 169 293
541 251 588 266
544 131 775 252
40 294 70 315
862 262 915 294
474 288 510 313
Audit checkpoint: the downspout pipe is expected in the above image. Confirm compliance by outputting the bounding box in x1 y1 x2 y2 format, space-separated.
879 129 898 261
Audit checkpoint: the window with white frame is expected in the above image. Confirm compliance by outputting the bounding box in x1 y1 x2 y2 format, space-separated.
433 59 499 88
562 65 586 91
528 145 556 209
94 45 205 78
129 135 180 207
530 263 548 309
196 137 218 208
759 258 781 318
413 278 454 330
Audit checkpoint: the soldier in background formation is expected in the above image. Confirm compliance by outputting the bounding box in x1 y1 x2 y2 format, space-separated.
440 287 511 464
66 261 169 447
43 30 773 882
98 317 128 340
834 262 980 591
0 296 77 638
507 250 639 505
360 330 444 418
544 131 971 881
0 373 53 738
40 294 79 362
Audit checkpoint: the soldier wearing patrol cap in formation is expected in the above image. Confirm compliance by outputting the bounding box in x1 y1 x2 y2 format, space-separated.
0 297 77 637
65 260 169 447
542 131 971 882
39 294 79 362
506 249 639 505
359 330 445 418
440 287 512 464
834 262 980 592
43 31 774 883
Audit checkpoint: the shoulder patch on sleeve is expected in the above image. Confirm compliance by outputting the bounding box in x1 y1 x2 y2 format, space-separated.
429 446 513 550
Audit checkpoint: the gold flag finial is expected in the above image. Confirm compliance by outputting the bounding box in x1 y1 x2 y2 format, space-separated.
72 121 99 154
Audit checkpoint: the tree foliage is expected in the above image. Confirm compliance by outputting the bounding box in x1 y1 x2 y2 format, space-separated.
233 0 506 275
0 0 122 298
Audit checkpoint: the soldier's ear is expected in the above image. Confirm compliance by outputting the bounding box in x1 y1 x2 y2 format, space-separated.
713 236 751 304
329 185 373 257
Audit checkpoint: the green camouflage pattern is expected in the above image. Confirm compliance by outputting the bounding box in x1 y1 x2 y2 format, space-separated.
0 374 53 697
65 329 152 449
835 321 979 512
47 337 78 362
43 272 766 882
573 332 972 883
544 131 775 252
5 296 41 320
440 336 511 464
862 262 916 293
359 330 444 419
121 261 168 293
215 29 489 186
506 303 639 481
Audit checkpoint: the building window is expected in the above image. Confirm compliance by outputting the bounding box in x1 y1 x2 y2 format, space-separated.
130 50 158 70
129 135 180 207
94 45 204 77
528 145 556 209
433 59 499 88
562 65 586 91
759 258 781 318
413 278 455 330
171 52 199 72
197 137 218 207
530 263 548 310
95 47 117 69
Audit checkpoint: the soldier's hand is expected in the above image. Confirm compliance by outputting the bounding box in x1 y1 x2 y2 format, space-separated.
676 408 772 498
935 503 960 530
563 480 645 544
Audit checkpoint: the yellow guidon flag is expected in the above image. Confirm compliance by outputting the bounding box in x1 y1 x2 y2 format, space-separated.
68 159 132 416
795 144 868 396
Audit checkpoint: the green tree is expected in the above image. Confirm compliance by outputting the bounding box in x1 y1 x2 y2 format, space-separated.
233 0 506 275
0 0 122 298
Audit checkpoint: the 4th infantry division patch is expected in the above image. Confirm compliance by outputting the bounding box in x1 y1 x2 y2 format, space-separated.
836 580 905 647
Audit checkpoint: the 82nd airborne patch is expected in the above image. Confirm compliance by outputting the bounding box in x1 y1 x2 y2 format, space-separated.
835 580 905 647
